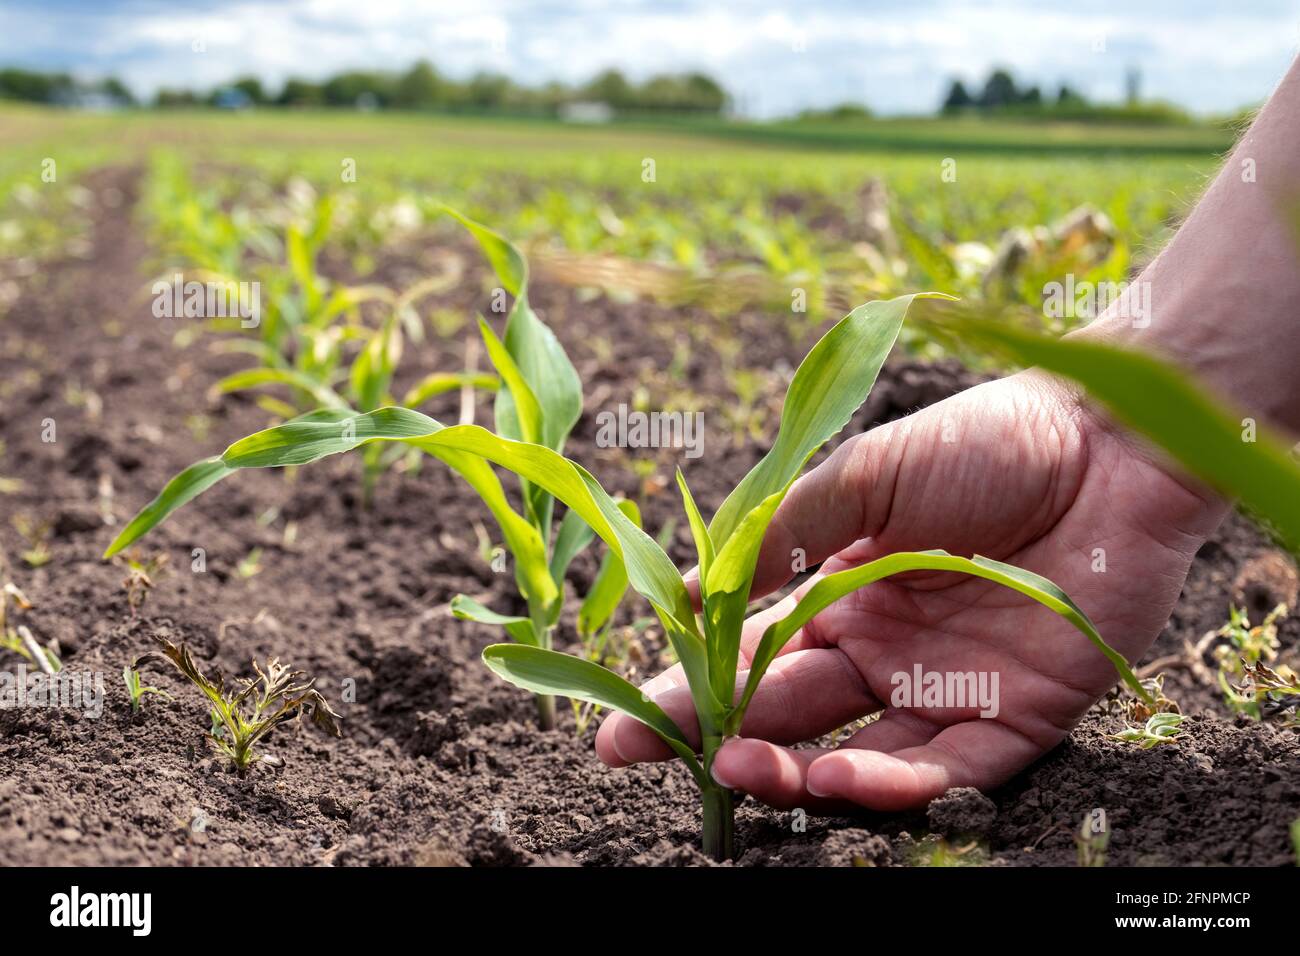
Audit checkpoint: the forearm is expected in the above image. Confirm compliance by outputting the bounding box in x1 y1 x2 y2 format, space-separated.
1081 56 1300 437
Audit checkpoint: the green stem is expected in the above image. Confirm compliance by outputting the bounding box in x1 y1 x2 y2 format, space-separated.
533 618 557 732
535 693 556 732
701 782 735 862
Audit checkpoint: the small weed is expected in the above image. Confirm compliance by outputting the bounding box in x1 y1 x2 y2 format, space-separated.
136 636 340 774
1109 711 1186 750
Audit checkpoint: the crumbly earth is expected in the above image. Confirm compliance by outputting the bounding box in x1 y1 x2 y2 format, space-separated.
0 168 1296 867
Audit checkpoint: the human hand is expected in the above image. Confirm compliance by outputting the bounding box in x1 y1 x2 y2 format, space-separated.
595 371 1225 811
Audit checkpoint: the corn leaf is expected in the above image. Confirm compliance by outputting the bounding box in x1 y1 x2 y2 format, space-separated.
451 594 537 646
549 507 597 585
729 549 1149 733
577 500 640 639
401 371 498 408
931 315 1300 553
476 315 542 446
104 408 558 614
675 468 715 585
213 368 349 411
709 293 951 550
483 643 704 783
443 207 582 453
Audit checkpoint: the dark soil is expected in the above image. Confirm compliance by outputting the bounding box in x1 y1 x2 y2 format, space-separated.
0 167 1296 867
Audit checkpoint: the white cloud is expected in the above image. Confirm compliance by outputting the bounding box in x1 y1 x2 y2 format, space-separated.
0 0 1295 114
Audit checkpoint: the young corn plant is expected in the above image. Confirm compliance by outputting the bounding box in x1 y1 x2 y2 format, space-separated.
135 636 340 774
103 286 1149 858
122 661 171 713
107 212 631 732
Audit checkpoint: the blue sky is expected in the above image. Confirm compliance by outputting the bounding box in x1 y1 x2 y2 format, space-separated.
2 0 1298 116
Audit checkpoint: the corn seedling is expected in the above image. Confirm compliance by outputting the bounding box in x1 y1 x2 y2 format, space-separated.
135 636 340 774
122 661 171 713
11 513 52 568
104 277 1150 857
1109 711 1186 750
107 212 633 732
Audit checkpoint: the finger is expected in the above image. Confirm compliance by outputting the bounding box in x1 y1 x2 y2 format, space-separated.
602 648 879 766
707 712 940 813
598 580 828 767
711 740 847 812
748 427 902 601
806 719 1044 811
839 709 940 753
594 663 688 767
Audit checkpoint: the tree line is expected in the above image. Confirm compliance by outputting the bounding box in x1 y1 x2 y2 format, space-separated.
0 63 729 115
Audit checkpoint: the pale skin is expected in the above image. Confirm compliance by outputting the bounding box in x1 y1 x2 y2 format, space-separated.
595 57 1300 812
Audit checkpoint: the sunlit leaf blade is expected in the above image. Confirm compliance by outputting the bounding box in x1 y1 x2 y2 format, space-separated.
929 315 1300 553
422 424 695 627
578 500 640 639
709 293 951 550
703 484 790 703
451 594 537 646
730 549 1149 733
105 408 557 613
476 315 542 446
675 468 715 587
104 457 232 558
440 206 526 297
442 206 582 453
549 507 597 586
482 644 704 782
213 368 349 410
401 371 498 409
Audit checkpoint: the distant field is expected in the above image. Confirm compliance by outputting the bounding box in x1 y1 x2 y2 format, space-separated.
2 104 1224 344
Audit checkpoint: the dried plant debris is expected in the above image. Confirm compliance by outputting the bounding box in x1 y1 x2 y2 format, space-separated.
136 636 340 774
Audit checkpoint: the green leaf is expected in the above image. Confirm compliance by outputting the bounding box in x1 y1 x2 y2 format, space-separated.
675 468 715 586
476 315 542 445
451 594 538 646
709 293 951 550
349 317 402 412
703 483 791 704
401 371 499 409
423 424 693 628
729 549 1149 734
549 507 597 586
931 315 1300 554
106 408 558 615
213 368 349 411
578 500 640 639
443 206 582 453
104 457 233 558
482 643 704 782
440 206 527 298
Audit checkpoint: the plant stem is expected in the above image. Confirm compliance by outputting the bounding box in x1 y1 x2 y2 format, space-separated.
701 782 735 862
535 693 556 731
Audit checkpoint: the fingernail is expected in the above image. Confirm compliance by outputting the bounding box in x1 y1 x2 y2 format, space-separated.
710 761 736 789
806 766 834 798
